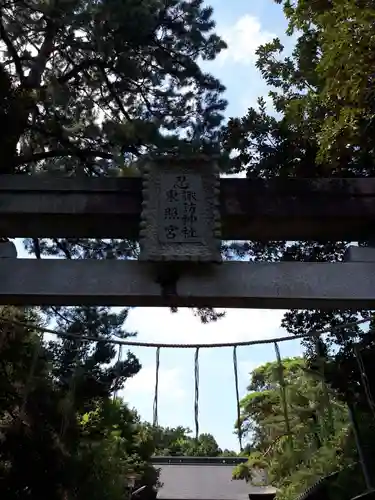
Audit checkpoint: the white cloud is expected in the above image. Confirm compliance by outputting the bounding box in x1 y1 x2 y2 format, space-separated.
217 15 275 66
125 307 287 346
124 364 185 401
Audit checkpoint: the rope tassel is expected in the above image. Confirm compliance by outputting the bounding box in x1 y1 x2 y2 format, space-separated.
194 347 200 440
113 344 123 401
274 341 292 446
153 347 160 427
314 336 334 440
233 346 243 451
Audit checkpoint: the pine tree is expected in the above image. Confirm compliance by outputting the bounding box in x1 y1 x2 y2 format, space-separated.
1 0 227 175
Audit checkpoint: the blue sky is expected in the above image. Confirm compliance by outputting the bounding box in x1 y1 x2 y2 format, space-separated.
14 0 304 452
204 0 295 118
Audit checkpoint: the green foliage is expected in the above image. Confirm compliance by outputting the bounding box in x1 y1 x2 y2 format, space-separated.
232 452 268 481
284 0 375 166
0 306 157 500
1 0 227 175
44 305 141 409
239 357 347 451
222 8 375 499
0 306 75 498
0 0 230 495
1 0 228 323
146 424 236 457
223 0 375 178
76 399 158 500
234 357 353 500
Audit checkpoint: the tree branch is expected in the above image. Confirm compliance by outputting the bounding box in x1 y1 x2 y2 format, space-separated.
56 58 104 85
32 238 41 259
15 148 114 165
26 20 58 88
99 64 132 122
53 239 72 260
0 60 12 97
0 9 25 83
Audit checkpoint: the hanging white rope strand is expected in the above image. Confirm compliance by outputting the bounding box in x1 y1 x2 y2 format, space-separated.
113 344 123 401
274 342 292 447
153 347 160 427
314 337 334 441
194 347 200 441
233 346 243 452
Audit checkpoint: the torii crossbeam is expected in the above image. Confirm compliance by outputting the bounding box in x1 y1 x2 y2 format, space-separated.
1 176 375 241
1 174 375 310
0 249 373 309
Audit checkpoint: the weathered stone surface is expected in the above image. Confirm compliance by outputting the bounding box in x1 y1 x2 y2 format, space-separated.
1 176 375 240
139 157 221 262
1 258 375 309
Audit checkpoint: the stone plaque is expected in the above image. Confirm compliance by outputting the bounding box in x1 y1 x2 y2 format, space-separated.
158 173 204 244
139 155 221 262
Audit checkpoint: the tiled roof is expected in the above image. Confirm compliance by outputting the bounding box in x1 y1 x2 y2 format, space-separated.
295 471 340 500
151 456 268 500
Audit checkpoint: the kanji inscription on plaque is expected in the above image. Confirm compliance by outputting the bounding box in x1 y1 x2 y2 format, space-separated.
139 155 221 263
159 173 204 244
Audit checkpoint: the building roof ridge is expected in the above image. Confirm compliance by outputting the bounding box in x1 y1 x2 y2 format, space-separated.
151 456 248 465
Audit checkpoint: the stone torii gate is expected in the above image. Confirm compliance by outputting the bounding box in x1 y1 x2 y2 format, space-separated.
1 158 375 310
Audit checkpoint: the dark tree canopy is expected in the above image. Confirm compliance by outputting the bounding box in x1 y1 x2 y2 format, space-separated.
0 0 231 494
222 0 375 354
223 3 375 498
3 0 375 498
0 306 158 500
2 0 227 322
234 357 366 500
1 0 227 175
